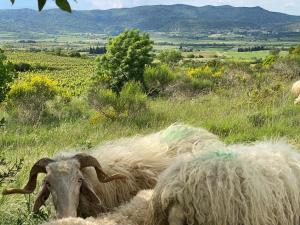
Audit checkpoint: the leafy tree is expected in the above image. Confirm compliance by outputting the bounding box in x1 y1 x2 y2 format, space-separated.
157 49 182 67
97 29 154 93
10 0 72 12
0 49 16 103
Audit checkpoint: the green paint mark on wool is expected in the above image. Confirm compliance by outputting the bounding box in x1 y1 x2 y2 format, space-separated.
202 150 237 161
161 125 196 144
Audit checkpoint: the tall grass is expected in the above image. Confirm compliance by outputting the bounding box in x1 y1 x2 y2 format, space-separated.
1 87 299 224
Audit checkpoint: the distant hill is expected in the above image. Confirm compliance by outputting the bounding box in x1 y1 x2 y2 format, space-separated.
0 4 300 34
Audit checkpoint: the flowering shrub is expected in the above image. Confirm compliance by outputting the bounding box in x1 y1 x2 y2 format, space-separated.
6 75 69 123
187 65 224 79
184 65 225 92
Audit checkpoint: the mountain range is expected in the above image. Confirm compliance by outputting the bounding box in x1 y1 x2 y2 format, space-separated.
0 4 300 34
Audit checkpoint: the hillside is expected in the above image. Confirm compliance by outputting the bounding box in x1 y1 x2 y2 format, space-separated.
0 4 300 34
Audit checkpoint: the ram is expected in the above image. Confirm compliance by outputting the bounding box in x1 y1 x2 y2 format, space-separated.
2 124 222 219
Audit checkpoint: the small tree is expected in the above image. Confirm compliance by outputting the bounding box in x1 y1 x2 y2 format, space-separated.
157 49 182 67
97 29 154 93
0 49 16 103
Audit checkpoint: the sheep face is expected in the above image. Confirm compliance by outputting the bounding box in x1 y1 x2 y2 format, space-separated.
2 154 127 218
45 160 84 218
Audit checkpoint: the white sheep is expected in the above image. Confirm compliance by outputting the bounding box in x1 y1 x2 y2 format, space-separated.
148 140 300 225
3 123 222 218
291 80 300 104
291 80 300 96
42 190 153 225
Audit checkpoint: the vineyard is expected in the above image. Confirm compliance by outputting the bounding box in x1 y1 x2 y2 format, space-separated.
6 52 96 95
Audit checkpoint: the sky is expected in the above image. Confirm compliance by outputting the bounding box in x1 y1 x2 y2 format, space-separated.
0 0 299 15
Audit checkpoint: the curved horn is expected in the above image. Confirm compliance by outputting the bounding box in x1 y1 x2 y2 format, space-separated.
33 183 50 213
2 158 54 195
73 153 126 183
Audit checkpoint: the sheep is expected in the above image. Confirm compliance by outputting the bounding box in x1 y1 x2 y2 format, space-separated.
148 140 300 225
2 123 222 219
291 80 300 97
291 80 300 104
42 190 153 225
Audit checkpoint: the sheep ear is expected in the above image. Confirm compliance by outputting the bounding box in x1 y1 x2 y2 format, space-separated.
78 180 106 217
33 184 50 213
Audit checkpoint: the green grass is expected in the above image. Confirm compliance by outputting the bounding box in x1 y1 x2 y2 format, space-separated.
224 50 288 60
1 47 300 224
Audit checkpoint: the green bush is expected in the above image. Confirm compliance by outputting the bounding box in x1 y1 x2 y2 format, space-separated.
163 75 215 98
144 64 174 96
45 97 89 122
88 88 118 119
186 64 225 89
248 80 284 107
262 55 277 68
186 53 195 58
0 49 16 102
119 81 147 113
271 57 300 80
182 76 214 93
157 49 182 66
97 29 153 93
13 62 33 72
88 81 147 120
6 76 64 123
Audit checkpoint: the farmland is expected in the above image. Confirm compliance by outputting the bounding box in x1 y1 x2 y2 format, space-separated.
0 29 300 224
6 51 96 95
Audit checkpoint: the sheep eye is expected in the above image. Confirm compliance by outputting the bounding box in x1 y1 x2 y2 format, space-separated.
78 178 83 183
45 181 51 188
